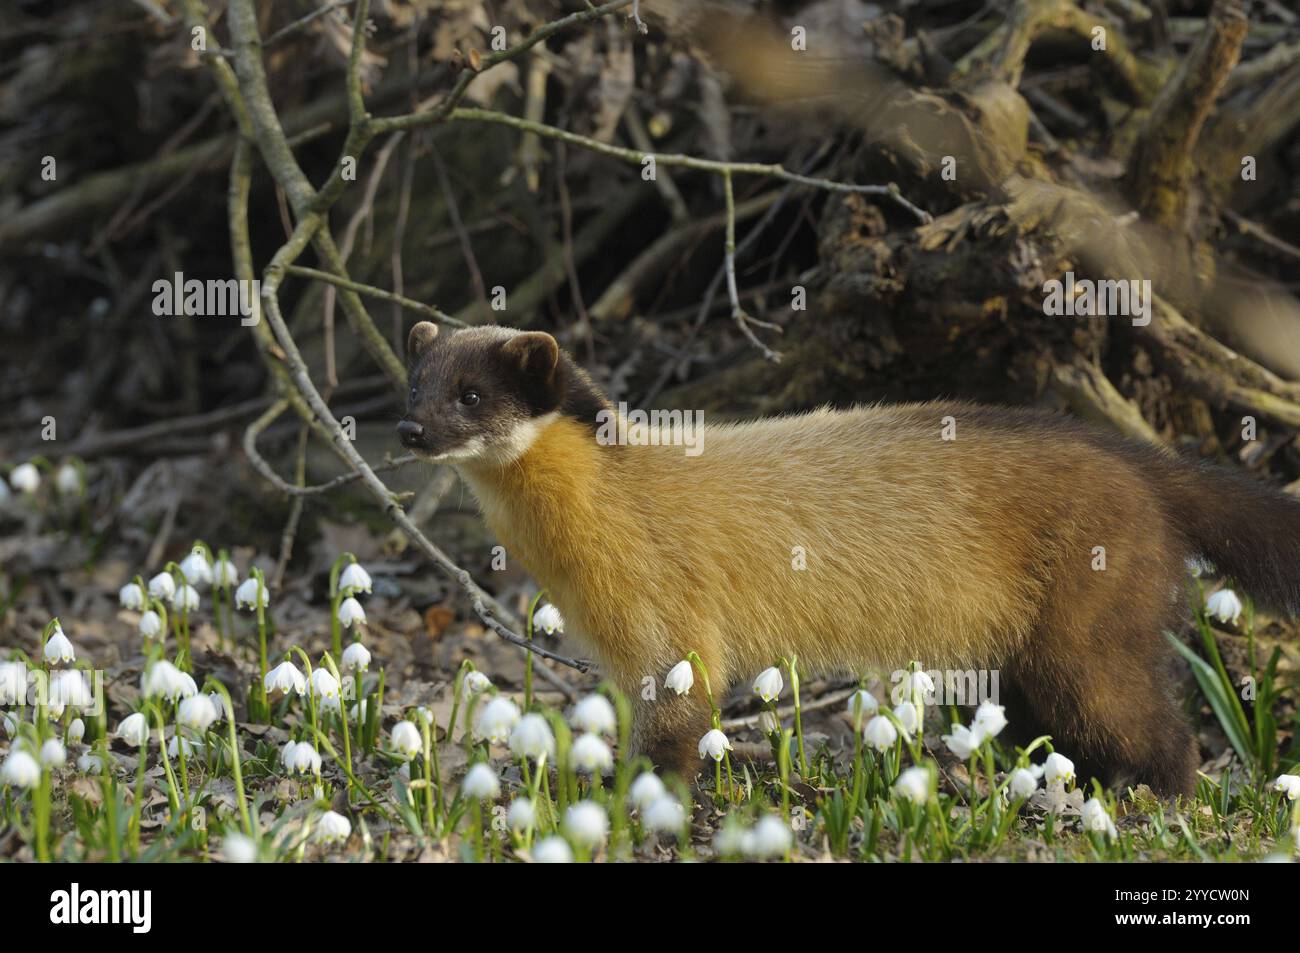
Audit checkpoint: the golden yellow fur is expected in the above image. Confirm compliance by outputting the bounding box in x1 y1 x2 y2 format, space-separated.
456 400 1187 775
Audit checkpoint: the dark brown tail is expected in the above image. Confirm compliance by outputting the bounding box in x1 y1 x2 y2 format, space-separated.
1163 458 1300 616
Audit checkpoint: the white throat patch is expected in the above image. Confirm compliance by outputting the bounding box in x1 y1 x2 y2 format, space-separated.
493 411 560 464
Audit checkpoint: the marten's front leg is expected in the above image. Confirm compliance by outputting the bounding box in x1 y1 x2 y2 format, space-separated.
629 683 718 780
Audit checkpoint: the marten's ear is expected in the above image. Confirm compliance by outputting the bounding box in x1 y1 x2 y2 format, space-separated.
407 321 439 362
500 331 563 411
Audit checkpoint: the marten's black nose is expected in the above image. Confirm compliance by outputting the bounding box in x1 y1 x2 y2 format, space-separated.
397 420 424 447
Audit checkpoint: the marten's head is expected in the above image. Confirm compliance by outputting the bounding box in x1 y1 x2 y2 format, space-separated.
398 322 608 465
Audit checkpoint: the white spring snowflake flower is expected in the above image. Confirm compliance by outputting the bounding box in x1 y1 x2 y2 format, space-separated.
341 641 371 672
531 836 573 863
168 735 202 759
0 750 40 788
897 668 935 704
44 624 75 665
698 728 732 762
283 742 322 775
337 597 366 628
178 550 212 588
846 689 879 730
746 815 793 859
264 661 306 696
1206 589 1243 625
570 733 614 774
893 766 930 804
509 713 555 762
0 661 24 705
50 669 93 710
461 763 500 800
222 833 258 863
9 462 40 494
54 463 81 496
463 670 491 694
40 738 67 769
141 660 197 700
148 572 176 600
475 696 521 745
564 801 608 849
752 666 784 703
532 603 564 635
171 585 199 612
892 700 919 734
629 772 666 811
1273 774 1300 801
119 582 146 610
317 810 352 843
973 701 1007 739
77 751 105 774
1044 752 1075 787
116 712 150 747
213 556 239 588
569 694 617 736
1081 797 1117 838
664 660 693 696
338 562 372 594
863 714 898 752
642 795 686 833
1009 767 1040 799
178 694 218 733
391 720 422 760
942 723 984 760
310 668 340 701
507 798 537 832
138 610 163 639
234 577 268 610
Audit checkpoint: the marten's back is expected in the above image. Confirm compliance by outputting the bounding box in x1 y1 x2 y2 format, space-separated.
607 402 1183 677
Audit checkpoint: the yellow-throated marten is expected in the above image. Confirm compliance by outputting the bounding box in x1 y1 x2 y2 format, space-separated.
397 321 1300 796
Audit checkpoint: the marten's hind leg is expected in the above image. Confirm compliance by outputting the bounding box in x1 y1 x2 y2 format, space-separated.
1006 542 1198 797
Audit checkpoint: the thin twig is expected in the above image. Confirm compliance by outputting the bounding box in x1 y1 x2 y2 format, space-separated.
264 0 356 48
286 266 466 326
242 400 420 497
722 169 781 362
375 107 932 224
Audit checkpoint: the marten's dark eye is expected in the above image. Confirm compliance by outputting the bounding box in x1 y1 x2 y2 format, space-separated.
460 391 480 407
409 386 417 402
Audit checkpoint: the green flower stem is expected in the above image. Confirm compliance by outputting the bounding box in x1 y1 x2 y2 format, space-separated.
447 661 473 749
781 656 810 777
524 590 546 711
686 652 728 802
34 766 51 862
420 718 440 834
327 552 354 660
472 800 486 861
174 712 191 809
207 685 253 837
129 732 149 857
778 728 793 821
364 668 384 754
253 569 269 722
151 706 182 819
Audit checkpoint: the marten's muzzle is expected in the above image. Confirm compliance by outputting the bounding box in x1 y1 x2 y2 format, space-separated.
396 419 425 449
